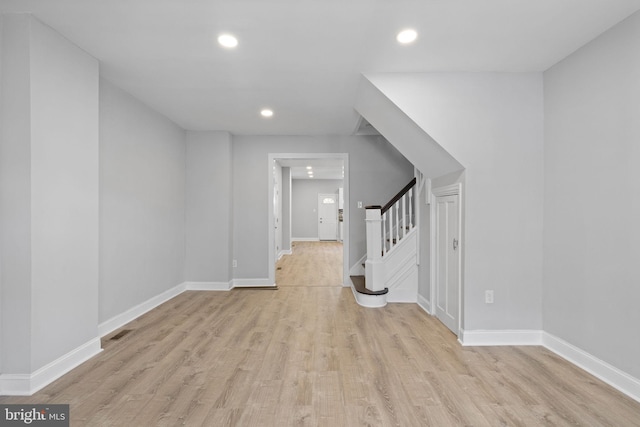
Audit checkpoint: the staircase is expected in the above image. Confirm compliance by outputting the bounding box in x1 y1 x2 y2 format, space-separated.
351 178 419 307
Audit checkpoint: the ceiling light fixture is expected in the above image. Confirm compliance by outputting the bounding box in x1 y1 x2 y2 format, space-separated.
218 33 238 48
396 29 417 44
260 109 274 118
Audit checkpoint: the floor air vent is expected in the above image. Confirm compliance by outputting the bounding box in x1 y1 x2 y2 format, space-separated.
110 329 133 340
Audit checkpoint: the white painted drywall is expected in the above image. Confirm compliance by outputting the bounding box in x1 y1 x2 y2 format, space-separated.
0 13 3 375
0 14 32 374
29 16 100 371
232 135 414 280
364 73 544 331
544 11 640 379
0 15 100 374
99 78 186 323
292 179 343 240
185 131 233 283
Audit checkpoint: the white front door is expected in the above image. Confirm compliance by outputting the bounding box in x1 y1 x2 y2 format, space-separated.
318 193 338 241
435 194 460 335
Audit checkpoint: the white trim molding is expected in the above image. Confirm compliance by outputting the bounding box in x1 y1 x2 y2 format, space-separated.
277 249 292 261
0 337 102 396
291 237 320 242
185 281 232 291
417 293 432 314
543 332 640 403
232 278 275 288
98 282 186 337
459 329 543 346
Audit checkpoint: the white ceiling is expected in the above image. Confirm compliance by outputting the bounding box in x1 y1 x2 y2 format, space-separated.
277 158 344 180
2 0 640 135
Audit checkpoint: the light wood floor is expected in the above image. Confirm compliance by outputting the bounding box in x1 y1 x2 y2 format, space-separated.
2 246 639 425
276 241 343 287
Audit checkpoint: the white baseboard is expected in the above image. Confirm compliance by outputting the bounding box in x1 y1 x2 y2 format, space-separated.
0 337 102 396
277 250 292 261
292 237 319 242
543 332 640 403
232 278 275 288
417 293 432 314
98 282 186 337
185 281 232 291
459 329 543 346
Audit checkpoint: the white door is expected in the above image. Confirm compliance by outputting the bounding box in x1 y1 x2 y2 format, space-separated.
435 194 460 335
318 193 338 241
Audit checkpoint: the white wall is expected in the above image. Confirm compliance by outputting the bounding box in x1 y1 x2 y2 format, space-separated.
292 179 343 240
1 14 100 375
364 73 544 332
0 12 3 375
185 131 233 283
544 11 640 379
232 135 414 280
0 14 33 375
29 17 100 371
99 78 186 323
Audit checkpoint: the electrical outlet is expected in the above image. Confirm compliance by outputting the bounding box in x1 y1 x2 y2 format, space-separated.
358 201 363 208
232 260 237 268
485 290 494 304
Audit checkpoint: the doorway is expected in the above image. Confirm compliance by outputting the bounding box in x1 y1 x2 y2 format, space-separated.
318 193 338 241
267 153 349 287
432 184 462 336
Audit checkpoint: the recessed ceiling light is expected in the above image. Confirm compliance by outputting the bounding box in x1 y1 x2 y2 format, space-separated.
218 33 238 48
396 29 417 44
306 166 312 170
260 109 274 118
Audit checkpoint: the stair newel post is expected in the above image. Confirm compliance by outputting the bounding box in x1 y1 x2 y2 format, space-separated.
365 206 385 292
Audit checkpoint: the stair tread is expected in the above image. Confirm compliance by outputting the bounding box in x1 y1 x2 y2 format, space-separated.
350 275 388 296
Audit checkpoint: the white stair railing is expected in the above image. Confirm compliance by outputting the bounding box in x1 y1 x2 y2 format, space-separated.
364 178 417 292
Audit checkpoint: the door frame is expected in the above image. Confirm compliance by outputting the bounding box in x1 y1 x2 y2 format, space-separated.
267 153 350 287
430 183 463 337
318 193 338 241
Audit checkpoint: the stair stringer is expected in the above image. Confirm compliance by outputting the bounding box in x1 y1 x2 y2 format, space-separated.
380 229 418 303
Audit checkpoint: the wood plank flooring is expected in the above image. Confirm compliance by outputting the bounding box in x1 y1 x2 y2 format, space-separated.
276 241 343 287
2 243 639 425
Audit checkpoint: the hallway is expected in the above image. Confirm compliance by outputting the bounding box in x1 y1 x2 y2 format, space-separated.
275 241 343 287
